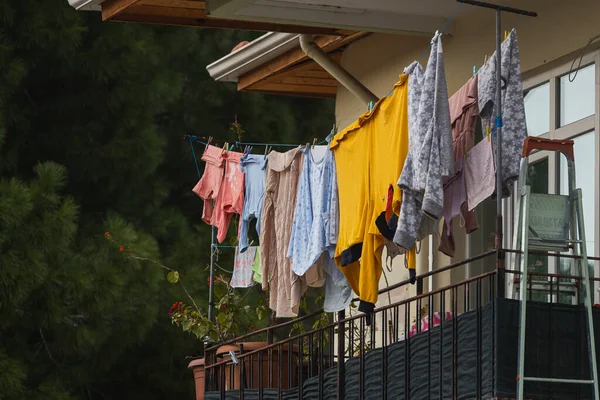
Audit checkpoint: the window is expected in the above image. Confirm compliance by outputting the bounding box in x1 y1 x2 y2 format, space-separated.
559 64 595 127
508 51 599 302
524 82 550 136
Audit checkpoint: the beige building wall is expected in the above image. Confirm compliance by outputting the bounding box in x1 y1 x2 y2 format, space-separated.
333 0 600 307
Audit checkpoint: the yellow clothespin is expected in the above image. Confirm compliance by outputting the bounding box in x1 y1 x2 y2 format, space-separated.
484 54 488 64
222 141 228 152
504 30 509 41
486 125 491 141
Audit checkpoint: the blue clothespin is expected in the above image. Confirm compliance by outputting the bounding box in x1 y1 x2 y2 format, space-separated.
368 101 374 112
473 66 477 77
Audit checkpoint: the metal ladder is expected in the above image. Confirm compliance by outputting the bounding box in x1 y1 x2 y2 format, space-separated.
513 137 599 399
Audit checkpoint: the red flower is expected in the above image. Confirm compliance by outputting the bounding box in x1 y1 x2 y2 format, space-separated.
249 325 255 330
104 232 110 238
221 305 227 311
119 246 125 253
207 277 211 286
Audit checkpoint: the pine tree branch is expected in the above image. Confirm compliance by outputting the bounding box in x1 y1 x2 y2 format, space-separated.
39 328 62 369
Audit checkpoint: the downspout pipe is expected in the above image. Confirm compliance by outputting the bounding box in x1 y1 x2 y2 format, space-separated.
299 34 378 105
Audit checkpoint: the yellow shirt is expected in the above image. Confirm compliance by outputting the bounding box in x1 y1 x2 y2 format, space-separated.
330 74 416 310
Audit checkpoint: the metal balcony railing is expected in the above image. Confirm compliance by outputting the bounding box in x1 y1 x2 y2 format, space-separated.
202 249 600 400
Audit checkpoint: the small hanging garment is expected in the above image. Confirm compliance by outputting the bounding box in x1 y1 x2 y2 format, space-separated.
252 248 262 284
395 32 453 251
438 75 480 257
231 246 257 288
477 29 527 197
212 150 245 243
323 255 353 313
260 147 306 318
239 154 267 253
465 134 496 211
192 145 224 225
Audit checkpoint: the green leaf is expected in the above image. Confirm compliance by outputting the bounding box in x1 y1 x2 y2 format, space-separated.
214 280 227 298
167 271 179 284
257 306 266 321
182 319 192 332
217 312 227 326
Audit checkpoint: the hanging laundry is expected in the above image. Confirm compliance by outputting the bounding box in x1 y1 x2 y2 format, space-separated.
252 248 262 284
212 150 245 243
330 71 415 314
464 134 496 211
322 255 353 313
477 29 527 197
395 32 453 252
192 144 224 225
260 147 306 318
438 76 480 257
288 140 337 277
231 246 257 288
239 154 267 253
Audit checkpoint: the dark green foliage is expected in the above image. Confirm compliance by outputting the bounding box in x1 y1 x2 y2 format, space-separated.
0 0 334 398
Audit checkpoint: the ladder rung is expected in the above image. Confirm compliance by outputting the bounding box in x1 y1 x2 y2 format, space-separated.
523 377 594 384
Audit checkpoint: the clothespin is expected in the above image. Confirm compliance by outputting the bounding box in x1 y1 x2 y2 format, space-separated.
473 66 477 77
368 101 374 112
264 145 271 159
504 30 509 41
207 136 213 147
486 125 491 141
484 54 488 64
332 123 337 134
312 138 317 148
222 141 228 152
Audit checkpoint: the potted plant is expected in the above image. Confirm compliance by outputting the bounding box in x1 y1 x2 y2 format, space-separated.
105 232 302 398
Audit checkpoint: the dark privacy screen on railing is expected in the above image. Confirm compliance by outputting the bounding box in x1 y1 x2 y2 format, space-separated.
203 252 600 400
205 300 600 399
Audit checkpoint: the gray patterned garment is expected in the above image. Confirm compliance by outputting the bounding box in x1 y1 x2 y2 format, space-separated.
394 33 453 251
477 29 527 197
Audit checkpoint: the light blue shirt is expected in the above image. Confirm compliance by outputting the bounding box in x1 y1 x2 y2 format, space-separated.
287 138 352 312
239 154 267 253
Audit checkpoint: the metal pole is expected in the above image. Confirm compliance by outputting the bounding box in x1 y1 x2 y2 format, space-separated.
494 9 506 299
337 310 346 399
208 225 216 321
495 9 503 242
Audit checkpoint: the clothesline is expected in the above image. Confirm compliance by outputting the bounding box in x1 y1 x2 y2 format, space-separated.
184 134 328 149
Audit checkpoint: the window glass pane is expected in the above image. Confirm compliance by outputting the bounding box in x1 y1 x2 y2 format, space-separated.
559 64 595 127
524 82 550 136
526 159 549 302
559 131 595 304
560 131 596 256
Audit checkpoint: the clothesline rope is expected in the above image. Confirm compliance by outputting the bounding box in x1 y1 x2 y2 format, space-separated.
185 135 328 149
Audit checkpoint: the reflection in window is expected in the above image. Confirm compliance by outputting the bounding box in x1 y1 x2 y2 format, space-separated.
524 82 550 136
559 64 595 126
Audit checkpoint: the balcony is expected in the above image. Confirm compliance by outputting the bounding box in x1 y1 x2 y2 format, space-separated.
198 250 600 399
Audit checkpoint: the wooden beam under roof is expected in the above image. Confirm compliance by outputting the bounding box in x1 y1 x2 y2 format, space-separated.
101 0 345 35
237 32 368 94
244 52 343 99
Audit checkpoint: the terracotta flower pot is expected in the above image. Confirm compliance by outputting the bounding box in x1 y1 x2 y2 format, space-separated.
215 342 299 390
188 358 206 400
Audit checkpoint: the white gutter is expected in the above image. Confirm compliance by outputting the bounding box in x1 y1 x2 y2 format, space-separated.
206 32 300 83
67 0 104 11
299 34 377 105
